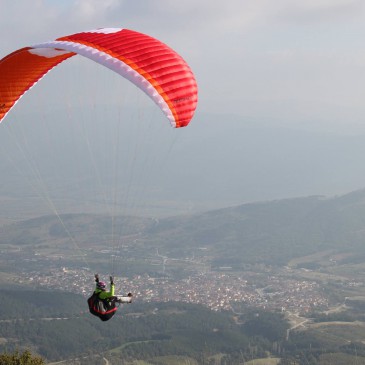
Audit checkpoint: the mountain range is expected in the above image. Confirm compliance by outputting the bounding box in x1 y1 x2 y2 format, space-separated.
3 189 365 267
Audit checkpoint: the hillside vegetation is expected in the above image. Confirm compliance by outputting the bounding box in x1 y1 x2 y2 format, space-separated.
2 290 365 364
0 290 286 363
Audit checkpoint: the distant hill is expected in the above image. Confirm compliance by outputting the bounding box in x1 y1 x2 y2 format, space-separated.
0 213 154 247
146 189 365 265
3 189 365 266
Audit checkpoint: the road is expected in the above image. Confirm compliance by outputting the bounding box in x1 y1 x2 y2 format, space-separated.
48 356 110 364
285 311 311 340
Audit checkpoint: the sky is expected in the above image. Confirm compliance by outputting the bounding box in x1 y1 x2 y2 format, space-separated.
2 0 365 216
1 0 365 132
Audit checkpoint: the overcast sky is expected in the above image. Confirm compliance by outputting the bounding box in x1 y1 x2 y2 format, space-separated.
2 0 365 133
2 0 365 216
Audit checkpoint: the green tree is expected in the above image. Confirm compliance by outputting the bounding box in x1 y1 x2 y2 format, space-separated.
0 350 45 365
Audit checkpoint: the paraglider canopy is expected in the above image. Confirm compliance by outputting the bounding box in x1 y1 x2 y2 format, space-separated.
0 28 198 128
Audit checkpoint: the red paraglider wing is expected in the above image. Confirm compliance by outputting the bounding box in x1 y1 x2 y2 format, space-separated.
0 47 74 122
0 28 198 127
